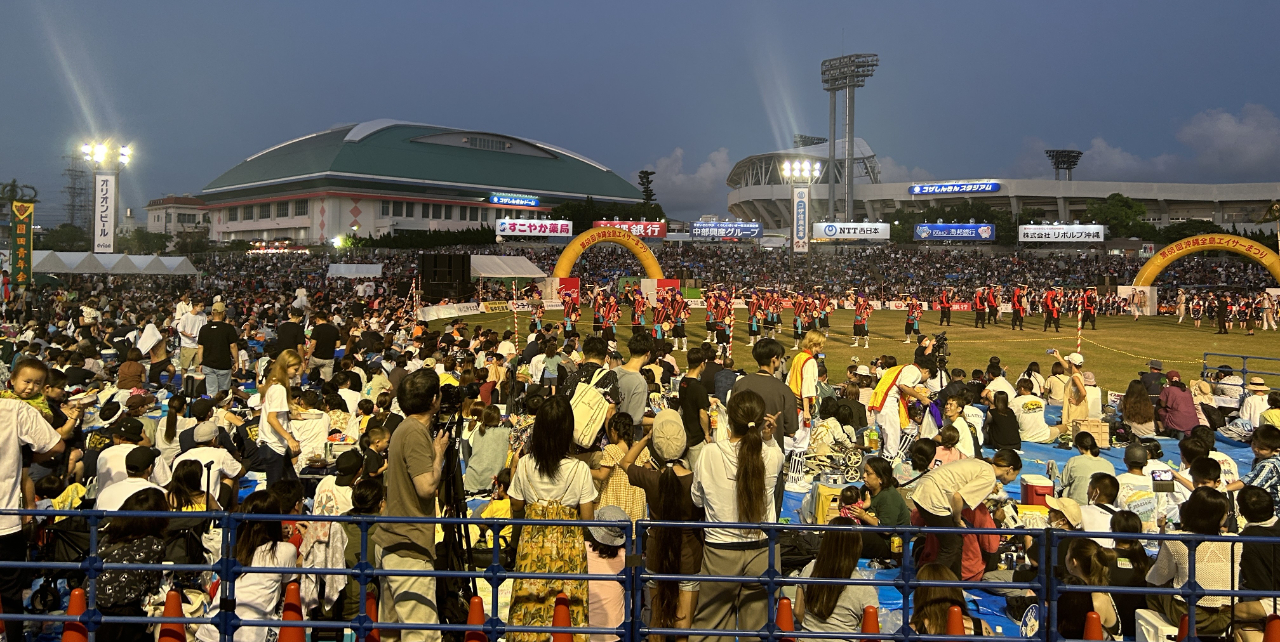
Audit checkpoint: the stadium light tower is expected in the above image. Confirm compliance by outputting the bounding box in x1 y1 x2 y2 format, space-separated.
1046 149 1083 181
81 140 132 252
822 53 878 222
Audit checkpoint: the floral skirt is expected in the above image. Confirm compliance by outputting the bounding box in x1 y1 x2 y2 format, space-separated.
508 501 589 642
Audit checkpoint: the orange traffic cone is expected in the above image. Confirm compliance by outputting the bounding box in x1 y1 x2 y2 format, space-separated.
465 595 486 642
157 590 186 641
776 597 796 642
551 592 572 642
364 591 380 642
1083 611 1104 640
62 587 87 642
278 581 305 642
1264 614 1280 642
1177 614 1189 642
861 605 880 642
946 605 965 636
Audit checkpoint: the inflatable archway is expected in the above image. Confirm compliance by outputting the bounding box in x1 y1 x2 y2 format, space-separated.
552 226 665 279
1133 233 1280 286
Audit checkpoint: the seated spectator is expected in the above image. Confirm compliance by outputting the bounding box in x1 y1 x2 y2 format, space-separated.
463 404 509 493
115 348 147 391
1109 510 1153 638
910 563 994 636
1012 379 1053 444
1060 432 1115 505
173 419 244 509
319 478 383 625
1242 377 1272 428
1064 538 1121 639
96 488 170 642
1078 472 1120 546
1158 372 1199 436
269 479 308 549
195 491 300 642
1121 380 1157 438
842 456 909 559
586 505 629 642
1232 486 1280 642
314 450 363 517
1083 372 1104 420
1116 444 1166 534
167 459 221 511
1146 487 1239 636
96 447 164 512
941 397 979 459
1219 425 1280 512
1191 425 1240 486
1261 391 1280 428
291 391 331 473
474 468 513 549
795 517 879 638
983 390 1021 451
932 424 966 467
1045 361 1070 405
981 363 1015 405
156 395 194 469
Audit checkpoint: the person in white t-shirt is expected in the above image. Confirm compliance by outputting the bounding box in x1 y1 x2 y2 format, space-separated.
259 350 302 485
0 398 64 615
96 447 164 511
981 365 1017 405
173 422 245 506
1077 472 1121 547
872 357 928 461
96 419 172 492
313 450 364 518
1115 444 1169 534
1011 379 1052 444
176 300 207 372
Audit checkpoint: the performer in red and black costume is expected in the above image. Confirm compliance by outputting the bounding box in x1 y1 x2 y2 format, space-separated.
1043 287 1061 332
1081 287 1098 330
986 286 1001 326
973 287 987 328
1010 285 1027 331
937 287 953 326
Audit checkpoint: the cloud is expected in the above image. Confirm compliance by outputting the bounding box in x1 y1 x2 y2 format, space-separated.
642 147 734 220
1072 138 1181 182
876 156 934 183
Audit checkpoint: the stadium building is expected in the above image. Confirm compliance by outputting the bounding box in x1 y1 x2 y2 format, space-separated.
201 119 642 243
726 138 1280 229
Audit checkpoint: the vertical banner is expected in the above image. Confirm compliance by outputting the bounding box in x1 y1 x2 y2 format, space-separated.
792 185 809 253
10 201 34 289
93 173 116 253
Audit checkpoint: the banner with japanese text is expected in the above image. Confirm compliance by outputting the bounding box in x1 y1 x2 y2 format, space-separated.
94 173 116 252
592 220 667 238
10 201 34 288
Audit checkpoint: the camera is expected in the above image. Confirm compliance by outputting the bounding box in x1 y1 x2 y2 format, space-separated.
932 332 950 359
438 384 465 417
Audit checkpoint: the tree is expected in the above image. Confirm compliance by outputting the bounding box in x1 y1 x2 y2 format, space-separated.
637 170 656 204
350 227 496 249
173 230 211 255
115 228 171 255
225 239 253 252
1081 193 1157 240
38 224 90 251
549 197 667 236
1158 219 1226 244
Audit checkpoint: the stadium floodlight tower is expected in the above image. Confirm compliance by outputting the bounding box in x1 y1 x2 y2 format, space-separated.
1046 149 1083 181
822 53 878 222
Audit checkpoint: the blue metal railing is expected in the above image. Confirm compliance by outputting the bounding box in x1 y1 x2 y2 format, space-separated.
6 507 1280 642
1202 352 1280 392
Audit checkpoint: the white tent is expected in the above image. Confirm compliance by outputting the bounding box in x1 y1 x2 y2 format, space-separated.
30 251 71 273
470 255 546 278
328 263 383 278
159 257 198 275
96 254 142 274
126 255 167 273
58 252 109 274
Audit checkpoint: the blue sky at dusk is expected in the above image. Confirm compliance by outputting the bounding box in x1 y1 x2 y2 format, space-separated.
4 1 1280 224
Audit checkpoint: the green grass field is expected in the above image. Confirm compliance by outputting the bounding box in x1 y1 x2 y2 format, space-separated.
468 308 1280 394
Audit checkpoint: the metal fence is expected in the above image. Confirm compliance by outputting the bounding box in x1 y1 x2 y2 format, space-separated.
5 507 1280 642
1201 352 1280 391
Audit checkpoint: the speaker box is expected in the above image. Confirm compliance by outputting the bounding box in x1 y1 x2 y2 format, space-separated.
418 254 472 302
395 280 412 298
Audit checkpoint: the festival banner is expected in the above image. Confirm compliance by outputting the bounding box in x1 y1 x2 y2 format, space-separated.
93 174 116 252
592 221 667 238
691 221 762 240
10 201 34 288
792 186 809 253
482 301 510 313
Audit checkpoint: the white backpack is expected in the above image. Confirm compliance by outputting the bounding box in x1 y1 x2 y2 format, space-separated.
571 367 610 448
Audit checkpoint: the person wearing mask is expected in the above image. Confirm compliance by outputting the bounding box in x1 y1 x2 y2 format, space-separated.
1078 472 1121 547
507 395 598 642
689 391 784 642
1059 432 1115 505
794 517 879 639
369 369 451 640
1145 487 1240 636
729 338 798 508
909 450 1022 579
194 301 240 395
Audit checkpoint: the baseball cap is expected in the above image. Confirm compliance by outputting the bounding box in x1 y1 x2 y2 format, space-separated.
1124 443 1149 467
211 301 227 313
192 421 219 443
1044 496 1082 529
113 418 145 443
125 446 157 475
336 450 364 486
1064 353 1084 367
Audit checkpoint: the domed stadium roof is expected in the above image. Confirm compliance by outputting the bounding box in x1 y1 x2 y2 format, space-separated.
203 119 642 203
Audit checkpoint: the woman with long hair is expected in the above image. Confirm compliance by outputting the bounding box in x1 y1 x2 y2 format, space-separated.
167 459 220 511
1109 510 1152 638
1020 361 1046 397
463 404 510 493
1065 538 1121 639
96 488 170 642
157 394 194 468
196 491 299 642
689 390 785 642
1146 487 1240 636
507 395 598 642
984 390 1021 450
1121 379 1157 437
910 563 994 636
622 409 703 642
844 456 910 559
795 516 878 638
260 349 303 484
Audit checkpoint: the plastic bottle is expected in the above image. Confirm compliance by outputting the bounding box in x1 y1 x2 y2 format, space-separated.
866 425 880 451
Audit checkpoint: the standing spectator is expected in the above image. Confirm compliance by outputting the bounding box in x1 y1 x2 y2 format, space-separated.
794 517 879 638
594 413 650 522
690 390 784 642
910 451 1022 579
276 307 308 364
369 369 450 640
730 339 798 508
195 301 241 395
308 309 343 382
713 357 740 405
1059 432 1115 505
176 300 207 374
0 398 63 627
679 348 712 468
259 350 302 485
615 332 654 441
586 505 629 642
507 395 598 642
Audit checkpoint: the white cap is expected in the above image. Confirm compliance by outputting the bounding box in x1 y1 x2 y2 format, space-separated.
855 365 871 376
1065 352 1084 367
247 393 263 410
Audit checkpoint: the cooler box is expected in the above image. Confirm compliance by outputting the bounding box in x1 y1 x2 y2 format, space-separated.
1021 474 1054 507
1135 609 1178 642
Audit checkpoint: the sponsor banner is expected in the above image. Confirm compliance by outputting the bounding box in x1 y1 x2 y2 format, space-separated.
1018 224 1105 242
10 201 34 288
455 302 481 315
508 301 532 312
792 186 809 253
812 222 890 240
913 223 995 242
94 174 116 252
556 277 581 305
482 301 510 313
495 219 573 237
593 220 667 238
691 221 762 240
909 180 1001 195
545 302 564 311
489 192 539 207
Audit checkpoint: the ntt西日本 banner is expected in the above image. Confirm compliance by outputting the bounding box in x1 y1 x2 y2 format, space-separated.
812 222 890 240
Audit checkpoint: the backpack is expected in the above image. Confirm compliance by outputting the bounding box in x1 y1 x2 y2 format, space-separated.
571 368 610 448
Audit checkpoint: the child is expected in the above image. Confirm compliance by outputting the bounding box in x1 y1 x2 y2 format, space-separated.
594 413 650 523
1188 456 1237 531
837 484 868 524
267 479 307 549
476 468 513 548
586 505 629 642
933 424 965 467
34 475 86 524
361 424 389 482
1218 425 1280 511
356 398 376 434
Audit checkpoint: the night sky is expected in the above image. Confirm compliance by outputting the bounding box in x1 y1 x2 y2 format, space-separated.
4 1 1280 225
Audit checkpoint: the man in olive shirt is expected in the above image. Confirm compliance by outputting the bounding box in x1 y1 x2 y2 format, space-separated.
369 370 450 640
729 338 798 509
